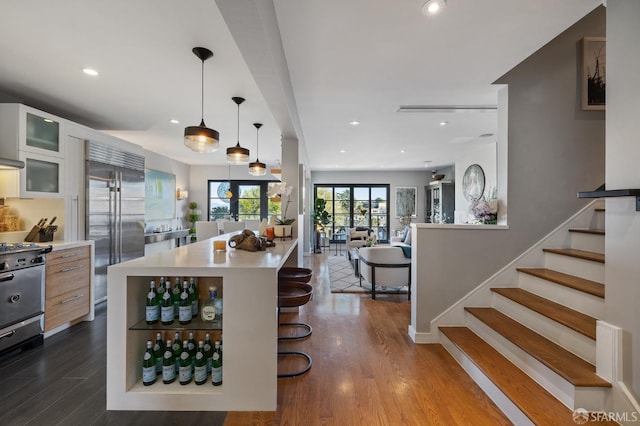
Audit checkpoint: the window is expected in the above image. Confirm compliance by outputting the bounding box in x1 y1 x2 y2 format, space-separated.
208 180 281 221
314 184 390 243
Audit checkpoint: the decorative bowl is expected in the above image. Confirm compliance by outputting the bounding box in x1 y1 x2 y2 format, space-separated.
432 174 445 181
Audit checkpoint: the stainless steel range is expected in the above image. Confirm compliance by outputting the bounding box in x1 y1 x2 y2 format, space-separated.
0 242 52 355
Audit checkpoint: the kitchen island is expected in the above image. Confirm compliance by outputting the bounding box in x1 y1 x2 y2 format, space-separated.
106 233 298 411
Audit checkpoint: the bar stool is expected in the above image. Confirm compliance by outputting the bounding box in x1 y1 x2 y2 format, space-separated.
277 280 313 378
278 267 313 283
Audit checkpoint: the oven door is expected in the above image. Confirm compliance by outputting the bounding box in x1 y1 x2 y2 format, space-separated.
0 265 45 329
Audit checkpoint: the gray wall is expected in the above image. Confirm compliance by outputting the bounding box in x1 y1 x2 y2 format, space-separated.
605 0 640 398
413 7 606 332
311 169 439 231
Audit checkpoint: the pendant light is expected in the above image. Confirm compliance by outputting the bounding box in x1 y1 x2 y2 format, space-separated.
226 97 250 164
184 47 219 153
248 123 266 176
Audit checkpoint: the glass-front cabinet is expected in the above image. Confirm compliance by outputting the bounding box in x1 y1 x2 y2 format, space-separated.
0 103 66 198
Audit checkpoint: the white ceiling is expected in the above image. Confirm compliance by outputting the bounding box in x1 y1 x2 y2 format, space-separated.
0 0 601 172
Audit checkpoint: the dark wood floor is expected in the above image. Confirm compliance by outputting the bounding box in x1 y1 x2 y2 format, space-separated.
0 251 510 426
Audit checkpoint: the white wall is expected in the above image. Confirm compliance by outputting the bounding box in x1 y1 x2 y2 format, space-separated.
605 0 640 399
454 142 497 223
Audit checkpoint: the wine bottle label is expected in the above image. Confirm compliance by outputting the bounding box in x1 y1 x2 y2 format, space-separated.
147 291 155 300
179 365 192 383
212 366 222 384
162 365 176 382
146 305 159 321
194 365 207 383
142 366 156 384
179 305 191 322
213 352 220 361
201 305 216 321
161 306 174 323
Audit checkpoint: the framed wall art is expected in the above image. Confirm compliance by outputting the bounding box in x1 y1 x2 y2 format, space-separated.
581 36 606 111
145 169 176 220
395 187 417 218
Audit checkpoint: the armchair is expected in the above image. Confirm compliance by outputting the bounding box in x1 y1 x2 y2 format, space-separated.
346 227 376 258
358 246 411 300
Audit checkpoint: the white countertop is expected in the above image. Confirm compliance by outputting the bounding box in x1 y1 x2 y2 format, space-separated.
110 233 297 271
46 240 94 250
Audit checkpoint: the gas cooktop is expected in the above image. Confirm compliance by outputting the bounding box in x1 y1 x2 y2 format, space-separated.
0 242 52 253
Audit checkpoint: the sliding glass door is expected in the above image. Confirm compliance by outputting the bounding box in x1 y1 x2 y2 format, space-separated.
314 184 390 243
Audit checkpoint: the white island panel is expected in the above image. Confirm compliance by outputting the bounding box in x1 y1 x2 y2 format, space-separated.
107 234 298 411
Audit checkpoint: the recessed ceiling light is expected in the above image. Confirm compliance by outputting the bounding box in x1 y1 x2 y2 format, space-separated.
170 119 180 124
400 150 406 153
349 120 360 126
82 68 99 76
340 149 346 153
421 0 445 15
439 121 448 126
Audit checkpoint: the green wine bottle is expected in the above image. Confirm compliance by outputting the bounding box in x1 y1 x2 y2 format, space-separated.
156 276 166 304
145 280 159 324
172 277 182 318
172 332 182 374
160 287 174 325
162 339 176 384
211 340 222 386
178 341 192 385
178 281 192 325
153 332 164 375
204 333 214 375
142 340 156 386
189 277 199 317
194 340 207 385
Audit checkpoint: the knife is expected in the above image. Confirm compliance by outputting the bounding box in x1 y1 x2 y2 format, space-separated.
48 216 57 227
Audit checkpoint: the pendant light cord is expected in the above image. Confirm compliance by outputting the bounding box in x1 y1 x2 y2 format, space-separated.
200 59 205 121
236 103 240 144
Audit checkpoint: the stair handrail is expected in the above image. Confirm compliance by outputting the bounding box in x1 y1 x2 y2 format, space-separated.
578 184 640 211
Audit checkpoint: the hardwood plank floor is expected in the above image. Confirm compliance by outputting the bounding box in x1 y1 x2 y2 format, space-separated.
0 251 510 426
226 252 510 425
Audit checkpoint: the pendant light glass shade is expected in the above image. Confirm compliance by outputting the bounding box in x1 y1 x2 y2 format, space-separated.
184 47 219 153
248 122 266 176
226 97 250 164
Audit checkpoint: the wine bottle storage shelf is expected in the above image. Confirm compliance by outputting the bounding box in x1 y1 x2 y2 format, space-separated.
129 317 222 331
129 379 224 394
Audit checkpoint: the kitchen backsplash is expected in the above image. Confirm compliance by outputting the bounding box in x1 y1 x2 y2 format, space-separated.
0 198 64 242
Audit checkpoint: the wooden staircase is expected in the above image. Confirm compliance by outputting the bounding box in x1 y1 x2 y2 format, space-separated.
439 204 618 424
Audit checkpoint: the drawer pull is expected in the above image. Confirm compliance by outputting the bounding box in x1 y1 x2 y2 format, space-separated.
61 266 84 273
60 294 84 304
61 253 79 259
0 330 16 340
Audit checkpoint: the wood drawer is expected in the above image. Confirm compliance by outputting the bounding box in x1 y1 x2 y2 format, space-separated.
46 257 91 298
45 288 90 332
47 246 90 267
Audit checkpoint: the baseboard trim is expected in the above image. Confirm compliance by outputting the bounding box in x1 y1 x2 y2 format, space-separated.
408 325 437 343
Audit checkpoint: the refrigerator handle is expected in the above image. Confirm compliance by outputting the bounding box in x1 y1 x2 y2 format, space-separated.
117 170 123 263
108 176 115 265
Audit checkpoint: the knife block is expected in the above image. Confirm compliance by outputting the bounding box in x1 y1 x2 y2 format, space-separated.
36 228 56 242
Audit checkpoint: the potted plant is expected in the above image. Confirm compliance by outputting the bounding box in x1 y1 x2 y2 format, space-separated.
312 198 331 253
267 182 295 237
187 201 199 235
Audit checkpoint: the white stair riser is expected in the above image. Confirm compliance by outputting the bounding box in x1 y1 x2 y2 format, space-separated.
440 333 535 426
570 233 604 254
544 253 604 283
518 274 604 319
492 293 596 364
465 313 607 411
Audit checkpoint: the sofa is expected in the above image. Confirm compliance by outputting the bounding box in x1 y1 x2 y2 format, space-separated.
358 246 411 300
390 226 412 249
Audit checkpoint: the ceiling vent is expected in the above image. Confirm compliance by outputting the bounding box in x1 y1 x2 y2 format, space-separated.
397 105 497 113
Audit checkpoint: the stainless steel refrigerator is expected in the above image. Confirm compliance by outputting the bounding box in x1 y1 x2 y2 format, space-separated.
86 141 145 303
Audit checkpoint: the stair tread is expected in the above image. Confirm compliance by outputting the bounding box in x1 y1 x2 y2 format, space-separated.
517 268 604 298
440 327 617 425
543 248 605 263
569 228 605 235
491 288 596 339
595 208 605 212
464 307 610 387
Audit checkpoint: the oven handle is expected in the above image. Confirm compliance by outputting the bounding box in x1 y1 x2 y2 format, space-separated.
0 330 16 340
0 272 15 282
